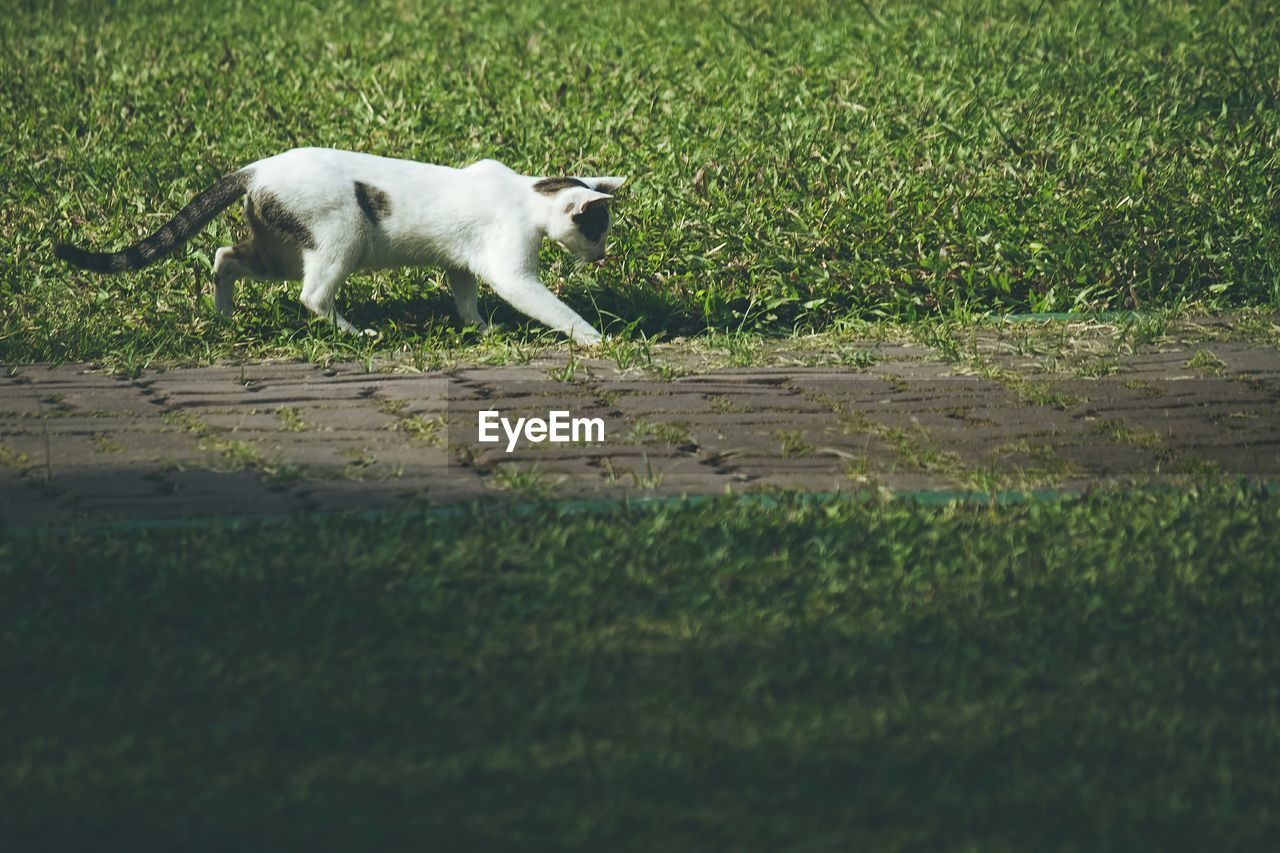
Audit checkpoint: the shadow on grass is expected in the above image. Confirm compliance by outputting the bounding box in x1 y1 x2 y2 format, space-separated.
334 284 700 342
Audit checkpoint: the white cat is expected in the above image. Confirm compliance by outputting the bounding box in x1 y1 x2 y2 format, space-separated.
55 148 626 344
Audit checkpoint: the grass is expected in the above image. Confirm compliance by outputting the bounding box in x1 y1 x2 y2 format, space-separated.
486 461 563 497
2 1 1278 367
275 405 307 432
391 412 447 446
2 484 1280 849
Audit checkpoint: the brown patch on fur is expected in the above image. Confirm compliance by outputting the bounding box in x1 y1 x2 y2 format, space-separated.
354 181 392 225
251 191 316 249
533 177 589 196
240 199 302 278
229 237 294 280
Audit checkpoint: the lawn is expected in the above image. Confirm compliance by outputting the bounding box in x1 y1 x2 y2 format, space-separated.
2 486 1279 849
3 0 1278 366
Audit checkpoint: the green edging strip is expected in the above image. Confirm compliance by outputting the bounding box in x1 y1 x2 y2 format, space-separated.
7 482 1276 539
0 489 1076 538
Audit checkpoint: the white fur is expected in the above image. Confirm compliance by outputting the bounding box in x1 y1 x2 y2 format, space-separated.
213 148 626 343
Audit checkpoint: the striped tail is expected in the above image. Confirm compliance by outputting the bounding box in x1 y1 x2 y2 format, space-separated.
55 170 252 274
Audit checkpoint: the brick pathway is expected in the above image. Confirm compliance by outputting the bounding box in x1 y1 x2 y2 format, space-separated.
3 318 1278 526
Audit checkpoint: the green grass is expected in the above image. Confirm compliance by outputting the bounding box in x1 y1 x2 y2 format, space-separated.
3 0 1278 366
2 484 1279 849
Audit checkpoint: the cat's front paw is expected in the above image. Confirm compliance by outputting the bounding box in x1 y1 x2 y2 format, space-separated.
567 321 604 346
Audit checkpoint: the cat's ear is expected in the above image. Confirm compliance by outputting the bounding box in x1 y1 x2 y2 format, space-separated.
580 176 627 194
569 189 613 216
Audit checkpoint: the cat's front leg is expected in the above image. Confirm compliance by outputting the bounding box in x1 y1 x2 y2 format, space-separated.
299 250 371 336
483 269 603 345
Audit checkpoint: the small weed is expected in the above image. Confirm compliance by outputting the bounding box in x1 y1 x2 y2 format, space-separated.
1172 457 1224 480
1185 349 1226 375
375 398 409 416
1122 378 1167 398
649 360 685 381
342 447 377 480
1112 313 1173 354
1208 410 1260 433
632 418 694 448
914 321 965 363
774 429 813 458
549 351 581 383
703 331 762 368
939 407 994 426
488 463 561 497
276 406 307 432
0 444 31 470
1093 419 1163 452
92 432 126 454
600 455 665 489
210 438 261 468
601 335 655 372
842 456 872 483
838 347 876 369
394 414 447 446
709 395 750 414
978 363 1081 409
816 391 974 484
1228 311 1280 347
1075 359 1120 378
881 425 967 478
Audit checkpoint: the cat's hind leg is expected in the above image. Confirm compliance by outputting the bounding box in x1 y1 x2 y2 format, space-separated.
212 246 250 317
446 268 488 330
212 229 300 318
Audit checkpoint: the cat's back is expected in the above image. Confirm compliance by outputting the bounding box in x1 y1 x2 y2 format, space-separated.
250 147 451 185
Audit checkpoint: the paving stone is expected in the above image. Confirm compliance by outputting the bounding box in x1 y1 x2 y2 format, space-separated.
0 393 59 417
452 392 607 412
451 366 563 383
4 338 1279 526
287 407 404 432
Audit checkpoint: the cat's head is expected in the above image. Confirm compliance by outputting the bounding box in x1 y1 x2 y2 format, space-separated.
535 176 627 262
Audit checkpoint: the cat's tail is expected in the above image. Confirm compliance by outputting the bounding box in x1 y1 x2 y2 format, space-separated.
54 169 253 274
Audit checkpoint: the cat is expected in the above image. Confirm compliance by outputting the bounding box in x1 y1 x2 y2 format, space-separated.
54 148 626 344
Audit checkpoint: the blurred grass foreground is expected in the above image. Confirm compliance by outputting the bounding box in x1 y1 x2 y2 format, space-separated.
2 486 1280 848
